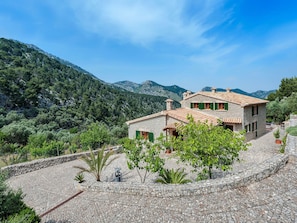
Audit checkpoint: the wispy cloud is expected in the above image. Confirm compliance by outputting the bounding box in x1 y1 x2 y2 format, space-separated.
241 22 297 64
68 0 229 47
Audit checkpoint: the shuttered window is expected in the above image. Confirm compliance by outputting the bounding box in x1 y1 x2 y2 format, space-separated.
198 103 204 109
148 132 154 142
215 103 228 110
210 103 214 110
136 130 154 142
136 130 140 139
224 103 228 110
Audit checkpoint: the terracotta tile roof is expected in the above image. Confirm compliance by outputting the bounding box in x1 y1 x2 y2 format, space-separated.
183 91 268 107
126 108 219 125
166 108 219 124
222 117 242 124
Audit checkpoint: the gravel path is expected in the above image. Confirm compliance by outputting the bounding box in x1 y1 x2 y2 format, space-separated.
8 129 297 223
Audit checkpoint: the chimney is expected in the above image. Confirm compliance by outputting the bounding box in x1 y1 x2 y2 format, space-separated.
166 99 173 110
182 90 192 99
226 88 231 93
211 87 217 93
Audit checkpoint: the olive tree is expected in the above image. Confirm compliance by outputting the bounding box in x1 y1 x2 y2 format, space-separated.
175 116 249 180
123 136 165 183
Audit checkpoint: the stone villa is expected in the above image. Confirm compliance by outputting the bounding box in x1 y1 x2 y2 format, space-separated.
126 88 268 141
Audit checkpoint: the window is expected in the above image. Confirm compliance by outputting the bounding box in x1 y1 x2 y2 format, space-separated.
245 124 251 132
252 105 259 116
215 103 228 110
252 122 258 131
205 103 212 110
136 130 154 142
191 103 199 109
191 102 214 110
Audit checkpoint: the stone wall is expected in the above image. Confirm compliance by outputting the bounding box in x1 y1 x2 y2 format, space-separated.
1 147 291 198
289 114 297 127
284 114 297 157
80 154 289 197
285 135 297 157
1 147 122 178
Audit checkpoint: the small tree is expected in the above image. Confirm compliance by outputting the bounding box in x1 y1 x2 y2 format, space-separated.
175 116 249 180
123 137 164 183
74 148 118 181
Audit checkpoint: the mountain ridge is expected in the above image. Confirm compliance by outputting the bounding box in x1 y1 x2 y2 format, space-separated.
114 81 276 100
114 80 188 101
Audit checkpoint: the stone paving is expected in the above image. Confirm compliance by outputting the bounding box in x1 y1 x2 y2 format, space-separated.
7 130 297 223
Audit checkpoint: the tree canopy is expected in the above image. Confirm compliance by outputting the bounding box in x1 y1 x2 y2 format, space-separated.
174 116 249 180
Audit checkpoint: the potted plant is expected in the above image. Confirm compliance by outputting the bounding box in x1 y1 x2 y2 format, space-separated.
274 128 282 144
164 136 173 154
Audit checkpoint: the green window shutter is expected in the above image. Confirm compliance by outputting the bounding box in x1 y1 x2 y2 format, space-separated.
210 103 214 110
224 103 228 110
190 103 194 108
148 132 154 142
215 103 218 110
136 130 140 139
199 103 204 109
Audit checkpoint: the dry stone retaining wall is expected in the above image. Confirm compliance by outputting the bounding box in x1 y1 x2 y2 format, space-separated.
1 146 122 178
81 154 288 197
1 149 289 197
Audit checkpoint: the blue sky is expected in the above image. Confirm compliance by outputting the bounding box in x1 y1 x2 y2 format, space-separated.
1 0 297 92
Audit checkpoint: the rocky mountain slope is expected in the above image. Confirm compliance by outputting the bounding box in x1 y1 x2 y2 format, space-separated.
201 87 275 99
114 80 188 101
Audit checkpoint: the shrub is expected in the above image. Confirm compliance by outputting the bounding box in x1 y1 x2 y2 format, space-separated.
273 128 280 139
74 148 118 181
286 126 297 136
155 168 192 184
0 172 40 222
4 207 40 223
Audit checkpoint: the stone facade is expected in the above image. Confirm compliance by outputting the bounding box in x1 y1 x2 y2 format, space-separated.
128 114 167 139
243 104 267 141
127 89 268 141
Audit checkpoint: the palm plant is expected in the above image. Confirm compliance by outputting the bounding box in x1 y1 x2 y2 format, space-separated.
74 148 118 181
155 168 192 184
74 172 85 183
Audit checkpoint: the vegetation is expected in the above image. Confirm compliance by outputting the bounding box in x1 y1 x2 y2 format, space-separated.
267 77 297 123
273 128 280 139
0 38 169 165
155 168 192 184
123 137 165 183
74 173 85 183
174 116 249 180
286 126 297 136
74 148 118 182
0 171 40 222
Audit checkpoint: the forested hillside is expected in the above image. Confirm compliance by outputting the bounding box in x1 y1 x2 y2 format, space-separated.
266 76 297 123
0 38 172 165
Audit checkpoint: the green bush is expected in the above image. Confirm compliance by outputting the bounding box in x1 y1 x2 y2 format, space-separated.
286 126 297 136
0 172 40 222
4 207 40 223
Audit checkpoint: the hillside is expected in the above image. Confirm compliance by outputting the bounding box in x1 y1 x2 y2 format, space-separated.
201 87 275 99
0 38 168 128
114 80 188 101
